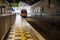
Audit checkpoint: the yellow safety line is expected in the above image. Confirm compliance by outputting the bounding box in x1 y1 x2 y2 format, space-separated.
20 24 25 40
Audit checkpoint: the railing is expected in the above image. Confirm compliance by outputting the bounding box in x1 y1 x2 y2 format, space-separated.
0 14 16 40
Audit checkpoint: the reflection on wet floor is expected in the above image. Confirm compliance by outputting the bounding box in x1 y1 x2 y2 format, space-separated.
6 15 45 40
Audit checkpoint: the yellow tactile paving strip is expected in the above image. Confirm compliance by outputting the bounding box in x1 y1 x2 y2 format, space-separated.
6 15 45 40
22 19 39 40
6 26 35 40
20 25 25 40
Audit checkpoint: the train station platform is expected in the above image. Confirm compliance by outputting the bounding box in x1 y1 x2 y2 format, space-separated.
5 15 45 40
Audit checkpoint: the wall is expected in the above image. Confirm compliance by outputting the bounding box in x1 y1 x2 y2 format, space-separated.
31 0 60 26
0 14 16 40
31 0 56 16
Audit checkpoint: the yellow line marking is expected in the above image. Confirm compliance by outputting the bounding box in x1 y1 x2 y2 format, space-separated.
20 24 25 40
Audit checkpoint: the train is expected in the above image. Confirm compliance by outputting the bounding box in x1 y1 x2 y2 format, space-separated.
21 9 27 18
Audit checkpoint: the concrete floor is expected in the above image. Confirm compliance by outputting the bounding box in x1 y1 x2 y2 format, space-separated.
6 15 45 40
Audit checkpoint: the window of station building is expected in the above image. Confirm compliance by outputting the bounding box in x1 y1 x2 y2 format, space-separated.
51 0 55 7
42 6 44 13
48 0 51 8
0 6 2 14
38 7 40 13
0 6 5 14
48 0 56 8
0 7 1 14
